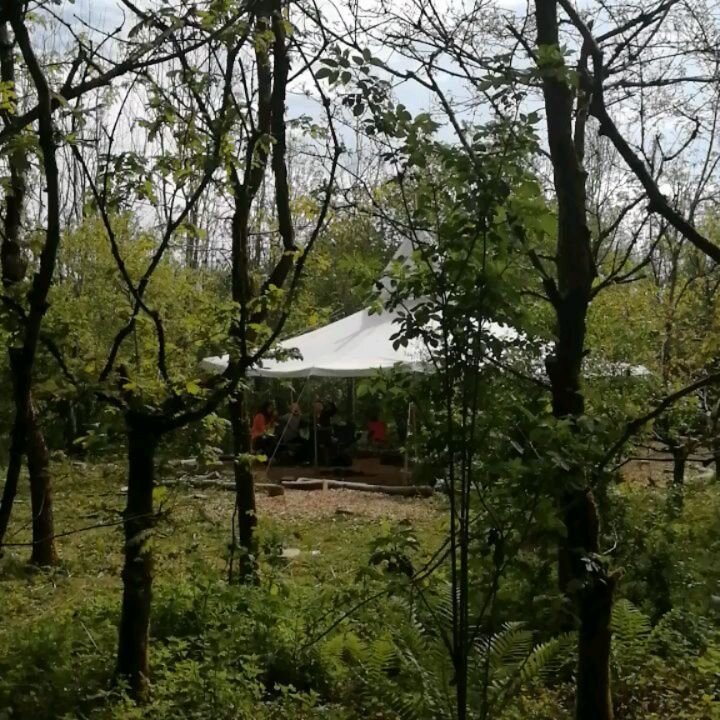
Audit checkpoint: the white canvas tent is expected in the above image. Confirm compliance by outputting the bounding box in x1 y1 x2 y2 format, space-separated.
200 235 491 378
199 304 430 378
199 235 648 471
199 234 649 380
199 305 519 378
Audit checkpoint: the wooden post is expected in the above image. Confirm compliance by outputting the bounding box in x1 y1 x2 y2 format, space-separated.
313 397 319 468
404 401 411 476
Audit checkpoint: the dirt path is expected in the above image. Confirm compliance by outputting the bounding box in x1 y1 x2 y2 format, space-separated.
254 487 442 521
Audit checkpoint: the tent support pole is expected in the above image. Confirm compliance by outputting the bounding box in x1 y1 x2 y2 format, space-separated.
351 378 356 421
313 393 318 469
404 401 411 477
404 401 416 480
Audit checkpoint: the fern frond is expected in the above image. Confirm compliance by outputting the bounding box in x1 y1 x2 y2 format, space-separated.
611 599 651 677
612 599 651 650
489 622 534 668
518 632 575 683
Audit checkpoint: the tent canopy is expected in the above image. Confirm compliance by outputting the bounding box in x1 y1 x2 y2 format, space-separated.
200 303 519 378
200 233 650 380
200 306 428 378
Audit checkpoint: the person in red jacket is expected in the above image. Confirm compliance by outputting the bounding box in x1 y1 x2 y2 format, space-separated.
367 412 387 447
251 401 277 456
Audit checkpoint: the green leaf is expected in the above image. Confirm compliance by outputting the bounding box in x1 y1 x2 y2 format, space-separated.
153 486 168 504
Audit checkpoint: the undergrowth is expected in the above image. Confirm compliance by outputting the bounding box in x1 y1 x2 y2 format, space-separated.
1 465 720 718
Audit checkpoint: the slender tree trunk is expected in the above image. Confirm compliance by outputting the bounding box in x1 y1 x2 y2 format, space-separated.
0 359 27 552
229 392 257 582
671 444 687 486
0 24 30 555
704 404 720 482
0 359 58 565
116 421 158 702
534 1 615 716
63 400 81 455
27 398 58 565
668 443 687 514
0 14 62 560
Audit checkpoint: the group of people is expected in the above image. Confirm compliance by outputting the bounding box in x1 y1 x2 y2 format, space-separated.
250 398 387 465
249 401 303 458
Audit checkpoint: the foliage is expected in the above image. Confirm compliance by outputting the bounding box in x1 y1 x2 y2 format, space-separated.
611 479 720 622
2 460 720 719
3 2 720 719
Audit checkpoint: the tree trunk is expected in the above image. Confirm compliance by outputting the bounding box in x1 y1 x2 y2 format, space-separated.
0 348 32 552
229 392 257 582
714 439 720 481
671 444 687 486
576 572 615 720
559 488 616 720
63 400 81 455
534 0 614 716
116 421 158 703
0 25 29 555
0 361 58 565
0 14 63 563
0 378 27 553
668 443 687 514
556 426 616 718
27 398 58 565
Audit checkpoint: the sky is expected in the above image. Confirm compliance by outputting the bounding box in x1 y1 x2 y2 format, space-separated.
38 0 720 223
48 0 465 121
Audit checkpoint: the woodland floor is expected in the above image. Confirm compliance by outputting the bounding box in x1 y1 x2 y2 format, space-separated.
0 451 706 625
1 460 719 719
0 459 443 626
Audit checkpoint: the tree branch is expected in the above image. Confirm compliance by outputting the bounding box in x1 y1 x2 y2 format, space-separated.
557 0 720 265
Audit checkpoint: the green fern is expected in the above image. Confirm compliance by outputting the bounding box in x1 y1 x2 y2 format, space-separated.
338 612 571 719
488 622 535 667
518 632 575 683
323 582 575 720
611 599 652 678
476 624 574 714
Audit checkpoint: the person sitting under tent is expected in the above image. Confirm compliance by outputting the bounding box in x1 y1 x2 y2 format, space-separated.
283 402 304 442
276 402 310 463
318 400 336 428
367 412 388 448
251 401 277 459
315 400 336 466
315 401 356 467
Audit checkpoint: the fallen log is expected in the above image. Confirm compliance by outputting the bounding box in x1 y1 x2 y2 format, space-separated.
281 478 434 497
159 476 433 498
160 478 285 496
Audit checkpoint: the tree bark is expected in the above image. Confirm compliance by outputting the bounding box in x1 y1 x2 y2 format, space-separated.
668 443 687 514
116 421 158 702
535 1 615 717
27 398 58 565
0 23 30 553
671 444 687 486
0 12 61 560
0 354 27 552
576 574 614 719
229 392 257 582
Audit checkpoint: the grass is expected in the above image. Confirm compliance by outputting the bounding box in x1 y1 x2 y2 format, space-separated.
3 459 719 719
0 458 445 719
